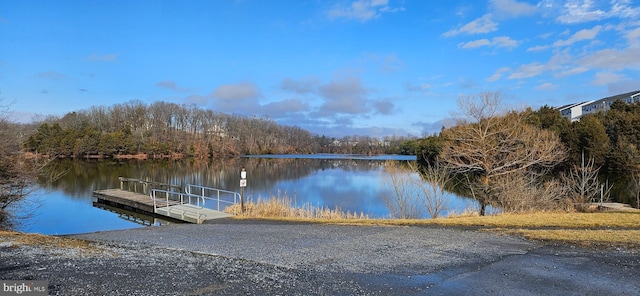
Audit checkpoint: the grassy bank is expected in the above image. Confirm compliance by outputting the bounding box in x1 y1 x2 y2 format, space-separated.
230 201 640 250
0 230 106 253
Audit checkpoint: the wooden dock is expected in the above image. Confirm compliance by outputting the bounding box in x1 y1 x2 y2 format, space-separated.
93 186 234 224
94 189 157 214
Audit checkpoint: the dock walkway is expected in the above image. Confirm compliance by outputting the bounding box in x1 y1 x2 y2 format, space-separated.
93 178 239 224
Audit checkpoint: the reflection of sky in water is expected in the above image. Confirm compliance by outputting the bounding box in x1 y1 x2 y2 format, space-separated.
17 190 144 235
259 166 389 217
243 163 477 218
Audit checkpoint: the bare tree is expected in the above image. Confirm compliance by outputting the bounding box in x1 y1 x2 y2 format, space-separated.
491 171 568 213
414 161 452 218
0 101 34 228
439 92 566 215
381 161 423 219
381 161 453 219
563 152 612 211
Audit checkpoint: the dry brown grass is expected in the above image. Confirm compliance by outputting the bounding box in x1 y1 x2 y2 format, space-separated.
260 211 638 227
428 211 640 228
225 196 369 220
494 229 640 249
0 230 107 254
226 209 640 249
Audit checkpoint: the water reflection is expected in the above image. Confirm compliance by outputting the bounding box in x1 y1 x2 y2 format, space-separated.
20 155 479 235
92 201 180 226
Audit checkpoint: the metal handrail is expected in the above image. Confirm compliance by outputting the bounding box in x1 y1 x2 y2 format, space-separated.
184 184 240 212
150 189 207 222
119 177 181 195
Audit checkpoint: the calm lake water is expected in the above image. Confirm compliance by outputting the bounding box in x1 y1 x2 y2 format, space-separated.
17 154 478 235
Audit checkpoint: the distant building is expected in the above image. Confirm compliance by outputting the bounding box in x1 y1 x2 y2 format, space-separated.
557 101 594 122
581 90 640 116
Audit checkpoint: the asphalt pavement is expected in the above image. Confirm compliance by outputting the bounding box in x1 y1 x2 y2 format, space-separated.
2 220 638 295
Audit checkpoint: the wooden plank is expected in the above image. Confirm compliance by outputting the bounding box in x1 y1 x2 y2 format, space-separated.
93 189 155 213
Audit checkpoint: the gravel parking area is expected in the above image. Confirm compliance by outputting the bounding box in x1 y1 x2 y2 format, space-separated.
2 220 639 295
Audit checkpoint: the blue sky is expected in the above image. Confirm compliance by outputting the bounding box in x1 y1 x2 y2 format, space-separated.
1 0 639 137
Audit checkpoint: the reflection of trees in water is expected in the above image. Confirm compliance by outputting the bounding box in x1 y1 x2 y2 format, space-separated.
40 159 150 198
39 158 391 201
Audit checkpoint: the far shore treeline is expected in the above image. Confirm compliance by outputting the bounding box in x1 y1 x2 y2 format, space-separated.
19 98 640 178
22 100 416 159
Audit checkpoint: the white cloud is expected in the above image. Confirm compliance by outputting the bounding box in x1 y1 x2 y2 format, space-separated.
606 78 640 95
197 83 312 117
626 26 640 45
558 0 606 23
372 99 396 115
527 45 551 52
327 0 404 22
553 25 601 46
556 66 589 77
460 39 491 48
591 72 627 86
538 32 554 39
610 0 640 19
547 52 573 70
262 99 310 116
559 28 571 36
209 82 261 112
212 82 260 100
443 14 498 37
459 36 519 49
541 0 640 24
492 50 583 81
487 67 511 82
317 77 369 115
508 62 546 79
578 47 640 70
492 36 520 48
535 82 557 91
280 77 320 94
490 0 538 18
